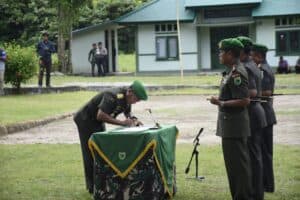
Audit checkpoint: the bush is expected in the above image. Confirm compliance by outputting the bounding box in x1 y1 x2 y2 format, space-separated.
51 53 59 72
4 43 38 89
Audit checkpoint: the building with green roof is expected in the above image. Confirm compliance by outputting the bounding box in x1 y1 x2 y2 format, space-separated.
72 0 300 74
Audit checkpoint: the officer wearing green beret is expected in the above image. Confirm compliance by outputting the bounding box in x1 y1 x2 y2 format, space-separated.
73 80 148 193
237 36 267 200
251 44 277 193
209 38 252 200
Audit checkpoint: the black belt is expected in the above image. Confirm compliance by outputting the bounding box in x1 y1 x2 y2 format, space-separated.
220 107 245 114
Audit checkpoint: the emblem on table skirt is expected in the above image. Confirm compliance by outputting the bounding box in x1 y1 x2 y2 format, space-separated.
118 152 126 160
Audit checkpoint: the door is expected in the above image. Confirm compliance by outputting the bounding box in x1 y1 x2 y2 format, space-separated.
210 26 249 70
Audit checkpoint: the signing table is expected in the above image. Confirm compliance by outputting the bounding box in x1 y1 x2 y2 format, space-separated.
88 125 178 200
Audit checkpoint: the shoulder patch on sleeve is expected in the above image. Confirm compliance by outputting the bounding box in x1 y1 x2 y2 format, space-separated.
233 76 242 86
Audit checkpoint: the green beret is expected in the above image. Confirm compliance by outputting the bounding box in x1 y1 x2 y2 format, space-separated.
131 80 148 100
218 38 244 51
251 43 268 53
236 36 253 48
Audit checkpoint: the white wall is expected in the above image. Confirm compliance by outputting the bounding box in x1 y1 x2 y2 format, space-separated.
72 30 105 74
255 18 299 67
137 23 198 72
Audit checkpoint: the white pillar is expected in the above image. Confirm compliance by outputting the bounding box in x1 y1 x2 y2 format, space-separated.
114 27 119 72
108 29 112 73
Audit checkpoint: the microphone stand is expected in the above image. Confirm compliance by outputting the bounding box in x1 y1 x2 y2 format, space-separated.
185 128 205 181
145 108 161 128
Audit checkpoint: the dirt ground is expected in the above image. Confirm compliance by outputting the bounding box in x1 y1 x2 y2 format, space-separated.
0 95 299 145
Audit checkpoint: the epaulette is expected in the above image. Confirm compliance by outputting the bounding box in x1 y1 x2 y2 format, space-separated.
231 70 240 78
117 93 124 99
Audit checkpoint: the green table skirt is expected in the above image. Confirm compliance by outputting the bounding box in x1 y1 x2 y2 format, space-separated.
88 125 178 198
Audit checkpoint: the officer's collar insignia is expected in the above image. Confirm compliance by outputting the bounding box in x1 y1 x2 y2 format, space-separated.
258 64 262 68
118 152 126 160
218 42 222 49
234 76 242 86
117 93 124 99
232 65 238 72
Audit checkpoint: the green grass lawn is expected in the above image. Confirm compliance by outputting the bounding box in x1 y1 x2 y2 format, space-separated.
0 144 299 200
18 73 300 89
0 91 97 125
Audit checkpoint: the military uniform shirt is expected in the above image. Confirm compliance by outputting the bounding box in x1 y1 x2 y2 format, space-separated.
98 88 131 118
243 58 267 130
216 63 251 138
74 87 131 132
260 62 277 125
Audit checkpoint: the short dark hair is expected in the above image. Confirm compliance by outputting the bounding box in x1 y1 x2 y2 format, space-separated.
243 47 251 54
98 42 102 45
92 43 96 46
42 31 49 36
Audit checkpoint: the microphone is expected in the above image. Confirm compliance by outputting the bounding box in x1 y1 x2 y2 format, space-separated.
193 128 204 144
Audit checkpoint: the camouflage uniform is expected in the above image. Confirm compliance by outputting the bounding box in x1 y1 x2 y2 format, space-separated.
93 150 167 200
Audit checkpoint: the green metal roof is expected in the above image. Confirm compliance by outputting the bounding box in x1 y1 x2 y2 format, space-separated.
116 0 195 23
72 21 118 36
252 0 300 17
185 0 262 7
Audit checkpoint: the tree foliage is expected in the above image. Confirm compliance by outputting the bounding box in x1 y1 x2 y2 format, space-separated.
0 0 57 46
0 0 149 71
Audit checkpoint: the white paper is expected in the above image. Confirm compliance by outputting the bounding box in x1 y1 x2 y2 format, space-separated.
115 126 153 132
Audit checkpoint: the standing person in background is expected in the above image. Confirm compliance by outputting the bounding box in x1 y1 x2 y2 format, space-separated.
94 42 107 77
237 36 267 200
277 56 290 74
37 31 55 88
0 47 7 95
295 56 300 74
88 43 97 77
251 43 277 194
209 38 252 200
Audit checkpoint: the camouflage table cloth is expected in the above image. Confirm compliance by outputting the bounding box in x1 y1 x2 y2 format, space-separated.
88 125 178 200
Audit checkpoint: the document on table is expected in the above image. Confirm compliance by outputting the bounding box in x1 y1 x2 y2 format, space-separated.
115 126 154 132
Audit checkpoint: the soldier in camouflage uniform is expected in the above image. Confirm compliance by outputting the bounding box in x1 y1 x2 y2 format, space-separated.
251 44 277 193
209 38 252 200
237 36 267 200
74 80 148 194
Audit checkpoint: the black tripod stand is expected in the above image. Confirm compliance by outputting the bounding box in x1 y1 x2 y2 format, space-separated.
185 128 205 181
